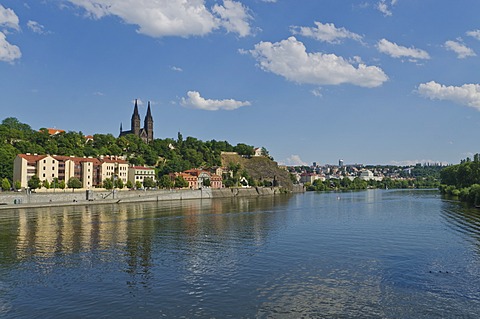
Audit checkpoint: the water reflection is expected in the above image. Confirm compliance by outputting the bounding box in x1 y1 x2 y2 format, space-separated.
0 195 292 271
441 200 480 253
1 192 480 317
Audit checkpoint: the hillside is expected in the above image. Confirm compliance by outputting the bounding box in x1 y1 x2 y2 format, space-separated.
221 153 293 190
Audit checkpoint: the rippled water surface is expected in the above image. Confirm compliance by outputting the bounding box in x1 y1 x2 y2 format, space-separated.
1 190 480 318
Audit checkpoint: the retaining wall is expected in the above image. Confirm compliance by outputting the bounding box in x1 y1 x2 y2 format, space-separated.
0 186 303 210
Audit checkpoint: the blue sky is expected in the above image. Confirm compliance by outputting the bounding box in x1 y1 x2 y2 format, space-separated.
1 0 480 166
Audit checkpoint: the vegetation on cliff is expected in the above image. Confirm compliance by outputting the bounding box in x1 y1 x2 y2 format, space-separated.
220 153 293 190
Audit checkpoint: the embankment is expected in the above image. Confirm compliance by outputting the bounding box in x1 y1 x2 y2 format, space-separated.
0 185 304 210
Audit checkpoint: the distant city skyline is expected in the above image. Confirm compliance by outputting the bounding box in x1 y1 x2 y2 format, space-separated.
1 1 480 166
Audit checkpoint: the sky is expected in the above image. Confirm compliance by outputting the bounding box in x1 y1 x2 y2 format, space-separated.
1 0 480 166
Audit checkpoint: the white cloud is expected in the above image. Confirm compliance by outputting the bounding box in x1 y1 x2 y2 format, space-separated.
212 0 251 37
181 91 251 111
417 81 480 110
467 29 480 41
27 20 49 34
249 36 388 88
282 155 308 166
444 40 476 58
67 0 252 38
0 4 20 31
377 0 392 16
376 38 430 60
171 66 183 72
311 88 322 97
0 32 21 63
291 21 362 44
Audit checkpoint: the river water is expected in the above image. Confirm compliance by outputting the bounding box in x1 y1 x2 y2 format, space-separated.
0 190 480 318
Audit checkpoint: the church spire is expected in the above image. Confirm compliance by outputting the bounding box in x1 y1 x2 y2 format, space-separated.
144 101 154 142
131 98 141 136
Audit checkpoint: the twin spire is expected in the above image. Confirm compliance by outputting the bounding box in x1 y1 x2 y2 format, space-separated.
119 98 154 142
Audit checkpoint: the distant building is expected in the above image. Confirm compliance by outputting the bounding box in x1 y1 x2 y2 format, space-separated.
174 169 223 189
339 159 344 167
119 99 154 143
44 128 65 135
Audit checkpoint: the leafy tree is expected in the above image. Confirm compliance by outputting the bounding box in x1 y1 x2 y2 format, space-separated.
143 177 156 188
67 177 82 190
114 178 124 189
135 181 142 189
126 180 133 189
28 175 41 190
58 180 66 189
1 178 11 191
14 180 21 190
234 143 254 156
203 178 211 187
42 180 50 189
158 175 173 189
51 177 59 189
174 176 189 188
103 178 113 190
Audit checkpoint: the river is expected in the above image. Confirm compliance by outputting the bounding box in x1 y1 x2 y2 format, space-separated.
0 190 479 318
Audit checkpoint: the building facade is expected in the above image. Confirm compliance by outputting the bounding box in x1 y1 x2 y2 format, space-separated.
119 99 154 143
14 154 129 189
174 169 223 189
128 166 156 186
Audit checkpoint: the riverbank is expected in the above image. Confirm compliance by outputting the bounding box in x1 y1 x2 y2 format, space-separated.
0 185 305 210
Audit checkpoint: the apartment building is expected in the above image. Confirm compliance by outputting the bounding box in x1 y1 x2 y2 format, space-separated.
14 154 129 189
128 166 156 185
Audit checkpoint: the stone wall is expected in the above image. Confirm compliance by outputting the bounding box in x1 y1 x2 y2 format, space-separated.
0 186 304 210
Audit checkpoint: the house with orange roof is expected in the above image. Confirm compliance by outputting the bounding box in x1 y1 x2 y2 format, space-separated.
44 128 65 135
178 169 223 189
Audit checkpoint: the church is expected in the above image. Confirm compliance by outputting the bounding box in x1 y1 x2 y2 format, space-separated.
119 99 154 143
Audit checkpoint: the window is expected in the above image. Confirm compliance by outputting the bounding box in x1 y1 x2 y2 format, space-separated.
43 173 45 177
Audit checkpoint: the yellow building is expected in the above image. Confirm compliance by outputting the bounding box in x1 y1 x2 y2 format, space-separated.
13 154 129 189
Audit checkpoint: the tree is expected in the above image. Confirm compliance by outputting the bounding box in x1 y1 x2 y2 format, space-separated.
28 175 41 190
1 178 11 191
114 178 124 189
203 178 211 187
103 178 113 190
158 175 173 189
135 181 142 189
143 177 156 188
126 180 133 189
174 176 189 188
42 180 50 189
58 180 66 189
51 178 59 189
234 143 254 156
14 180 21 190
67 177 82 191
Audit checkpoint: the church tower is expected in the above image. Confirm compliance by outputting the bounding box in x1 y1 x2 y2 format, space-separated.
144 101 154 142
119 99 154 142
131 99 141 136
